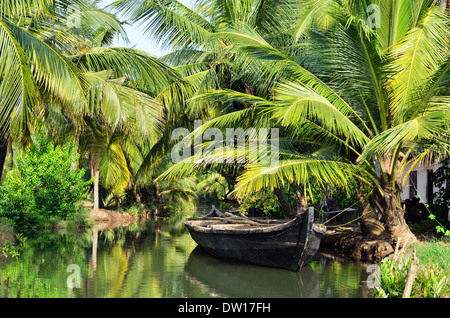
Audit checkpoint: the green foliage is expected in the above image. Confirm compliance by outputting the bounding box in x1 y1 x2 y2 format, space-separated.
239 188 286 218
374 256 411 298
414 239 450 269
0 135 92 233
0 240 19 258
375 253 450 298
413 265 450 298
428 213 450 237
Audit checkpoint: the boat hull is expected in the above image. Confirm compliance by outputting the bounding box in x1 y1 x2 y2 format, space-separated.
185 208 325 271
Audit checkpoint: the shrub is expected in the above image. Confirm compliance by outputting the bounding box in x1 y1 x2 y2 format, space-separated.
374 256 411 298
239 188 287 218
239 186 326 219
413 265 450 298
375 254 450 298
0 135 92 233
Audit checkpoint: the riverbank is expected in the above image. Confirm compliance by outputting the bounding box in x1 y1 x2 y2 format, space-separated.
90 208 138 231
0 220 16 258
320 225 450 267
320 226 394 263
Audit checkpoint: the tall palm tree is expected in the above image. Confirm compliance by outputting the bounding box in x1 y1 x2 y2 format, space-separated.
54 45 180 211
1 0 184 215
0 0 131 179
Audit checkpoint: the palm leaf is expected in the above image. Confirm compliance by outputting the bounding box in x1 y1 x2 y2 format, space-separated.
100 137 131 196
271 80 369 148
112 0 215 50
293 0 335 40
233 151 356 198
389 6 450 124
7 20 89 113
69 47 179 95
0 19 38 134
358 109 450 164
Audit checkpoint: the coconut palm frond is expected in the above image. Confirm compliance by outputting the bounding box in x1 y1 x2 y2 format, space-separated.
389 6 450 124
271 80 369 148
0 19 38 135
7 21 89 112
232 153 358 199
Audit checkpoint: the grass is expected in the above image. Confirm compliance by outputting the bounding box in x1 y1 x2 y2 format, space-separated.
413 238 450 269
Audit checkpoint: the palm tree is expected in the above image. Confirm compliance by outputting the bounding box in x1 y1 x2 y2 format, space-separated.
59 44 181 211
197 0 449 245
112 0 304 208
0 0 184 215
143 0 449 246
0 0 132 179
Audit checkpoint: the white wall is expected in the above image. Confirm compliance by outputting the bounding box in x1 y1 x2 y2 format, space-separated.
400 162 442 204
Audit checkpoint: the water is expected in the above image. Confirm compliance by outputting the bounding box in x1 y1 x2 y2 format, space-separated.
0 215 374 298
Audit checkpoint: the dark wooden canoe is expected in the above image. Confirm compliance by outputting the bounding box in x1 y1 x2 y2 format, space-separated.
185 207 326 271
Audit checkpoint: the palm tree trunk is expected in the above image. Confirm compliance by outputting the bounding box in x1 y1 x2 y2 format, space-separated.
90 154 100 212
380 182 415 247
93 161 100 212
357 186 385 237
440 0 448 13
294 190 308 214
0 135 8 182
274 187 296 219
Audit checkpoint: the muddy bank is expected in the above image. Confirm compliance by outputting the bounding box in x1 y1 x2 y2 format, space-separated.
320 226 394 263
90 209 138 231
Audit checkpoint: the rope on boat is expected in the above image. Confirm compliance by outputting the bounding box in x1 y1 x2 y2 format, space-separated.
319 202 363 228
323 214 363 228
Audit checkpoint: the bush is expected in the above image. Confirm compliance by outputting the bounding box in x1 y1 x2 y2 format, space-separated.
375 254 450 298
413 265 450 298
0 135 92 233
374 256 411 298
239 188 287 218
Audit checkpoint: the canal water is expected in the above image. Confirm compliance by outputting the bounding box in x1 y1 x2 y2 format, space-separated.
0 213 375 298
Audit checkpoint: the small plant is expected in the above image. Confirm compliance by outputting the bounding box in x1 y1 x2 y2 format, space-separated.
375 251 450 298
374 256 411 298
0 240 19 258
428 213 450 237
413 265 450 298
239 188 287 218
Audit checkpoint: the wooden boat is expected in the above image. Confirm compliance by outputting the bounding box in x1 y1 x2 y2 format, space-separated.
185 207 326 271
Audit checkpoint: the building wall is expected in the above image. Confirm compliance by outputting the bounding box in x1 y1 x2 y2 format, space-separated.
400 162 443 204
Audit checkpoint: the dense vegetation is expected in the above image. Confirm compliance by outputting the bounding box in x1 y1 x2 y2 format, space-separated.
0 0 448 298
0 135 91 233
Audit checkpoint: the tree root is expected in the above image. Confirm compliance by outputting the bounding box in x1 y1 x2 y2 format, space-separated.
320 227 394 262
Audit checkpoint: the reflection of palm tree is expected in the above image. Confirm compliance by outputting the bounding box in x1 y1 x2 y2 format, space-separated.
89 227 99 272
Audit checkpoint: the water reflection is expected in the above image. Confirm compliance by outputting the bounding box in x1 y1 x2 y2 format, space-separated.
186 247 321 297
0 216 373 298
